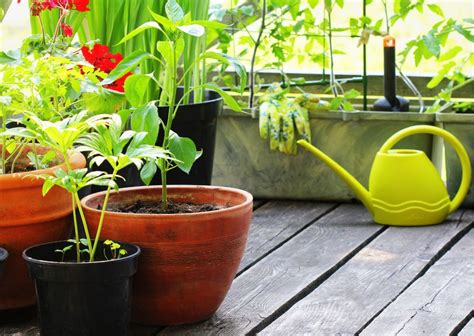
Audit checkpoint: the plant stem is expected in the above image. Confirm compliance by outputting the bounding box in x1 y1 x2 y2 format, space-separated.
74 192 93 260
161 40 178 211
249 0 266 109
71 194 80 262
1 106 6 174
90 169 118 261
326 3 338 98
10 142 27 174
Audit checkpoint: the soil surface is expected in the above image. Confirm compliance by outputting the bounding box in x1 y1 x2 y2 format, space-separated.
106 200 224 214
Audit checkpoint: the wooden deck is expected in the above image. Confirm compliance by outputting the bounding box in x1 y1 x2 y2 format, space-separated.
1 201 473 335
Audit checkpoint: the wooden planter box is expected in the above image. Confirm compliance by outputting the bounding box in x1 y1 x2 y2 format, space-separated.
435 113 474 207
212 110 435 201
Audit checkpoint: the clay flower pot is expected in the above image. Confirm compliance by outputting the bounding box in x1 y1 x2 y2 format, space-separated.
0 146 85 310
81 185 253 325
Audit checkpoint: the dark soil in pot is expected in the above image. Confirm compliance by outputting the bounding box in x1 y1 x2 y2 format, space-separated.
23 241 140 336
106 200 224 214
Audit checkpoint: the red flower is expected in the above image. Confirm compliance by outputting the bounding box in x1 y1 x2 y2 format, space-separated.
72 0 89 12
81 44 132 93
61 23 73 37
25 0 89 16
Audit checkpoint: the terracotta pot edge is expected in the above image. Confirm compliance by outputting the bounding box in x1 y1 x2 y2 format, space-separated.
81 185 253 219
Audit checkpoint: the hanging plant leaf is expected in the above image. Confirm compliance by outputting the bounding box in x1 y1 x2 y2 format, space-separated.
165 0 184 23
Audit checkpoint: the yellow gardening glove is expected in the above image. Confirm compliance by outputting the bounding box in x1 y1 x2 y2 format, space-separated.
268 100 283 151
259 101 275 139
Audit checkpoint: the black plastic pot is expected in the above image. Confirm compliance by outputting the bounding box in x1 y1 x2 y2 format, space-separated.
125 88 223 187
23 241 140 336
0 247 8 277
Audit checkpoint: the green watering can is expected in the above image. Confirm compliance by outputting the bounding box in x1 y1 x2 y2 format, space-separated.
298 125 472 226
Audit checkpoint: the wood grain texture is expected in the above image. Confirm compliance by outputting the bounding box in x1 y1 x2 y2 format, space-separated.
158 204 382 335
239 201 336 272
458 316 474 336
261 211 473 335
361 226 474 336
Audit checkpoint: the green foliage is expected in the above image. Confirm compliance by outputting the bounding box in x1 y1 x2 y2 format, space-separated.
112 0 245 209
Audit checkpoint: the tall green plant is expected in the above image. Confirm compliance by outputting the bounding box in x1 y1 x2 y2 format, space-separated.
104 0 245 210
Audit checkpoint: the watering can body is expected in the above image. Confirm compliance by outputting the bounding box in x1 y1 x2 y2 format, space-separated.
298 125 471 226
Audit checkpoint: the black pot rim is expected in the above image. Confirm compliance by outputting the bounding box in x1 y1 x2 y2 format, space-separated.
0 247 8 262
157 88 223 108
22 240 140 266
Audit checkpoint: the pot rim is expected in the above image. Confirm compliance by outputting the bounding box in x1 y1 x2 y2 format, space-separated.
80 185 253 219
0 149 86 188
22 240 141 266
0 247 8 261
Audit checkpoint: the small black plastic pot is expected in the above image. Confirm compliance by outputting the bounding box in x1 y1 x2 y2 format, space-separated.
125 88 223 187
0 247 8 277
23 241 140 336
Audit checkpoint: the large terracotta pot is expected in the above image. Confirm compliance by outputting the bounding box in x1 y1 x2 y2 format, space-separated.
81 185 253 325
0 147 85 310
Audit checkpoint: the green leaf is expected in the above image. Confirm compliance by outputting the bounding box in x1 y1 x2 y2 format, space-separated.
177 24 205 37
165 0 184 23
427 4 444 18
168 133 198 174
202 52 247 93
42 179 55 196
118 21 163 45
344 89 360 99
156 41 173 61
422 31 441 57
201 84 242 112
453 24 474 42
308 0 319 8
427 61 456 88
140 160 157 185
414 45 424 66
131 103 160 145
438 46 462 62
0 50 20 64
124 74 152 107
149 11 175 30
103 51 156 85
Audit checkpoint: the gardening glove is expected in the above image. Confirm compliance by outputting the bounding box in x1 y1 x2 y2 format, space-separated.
268 99 283 151
279 101 296 154
289 101 311 143
259 101 276 139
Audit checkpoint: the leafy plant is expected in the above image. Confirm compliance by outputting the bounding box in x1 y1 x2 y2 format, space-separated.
2 112 171 262
103 0 245 210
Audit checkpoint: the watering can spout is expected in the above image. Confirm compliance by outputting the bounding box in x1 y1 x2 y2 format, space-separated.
297 140 374 214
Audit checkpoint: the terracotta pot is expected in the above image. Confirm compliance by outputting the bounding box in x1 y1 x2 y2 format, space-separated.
0 146 85 310
81 185 253 325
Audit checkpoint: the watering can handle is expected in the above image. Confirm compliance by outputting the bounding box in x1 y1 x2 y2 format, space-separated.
380 125 472 214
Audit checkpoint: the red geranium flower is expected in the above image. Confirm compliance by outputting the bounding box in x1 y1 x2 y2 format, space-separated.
61 23 73 37
21 0 89 16
81 44 132 93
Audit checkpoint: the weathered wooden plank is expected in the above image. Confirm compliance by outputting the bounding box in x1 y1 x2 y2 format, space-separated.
239 201 336 272
158 204 383 335
458 316 474 336
260 211 473 335
360 227 474 336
